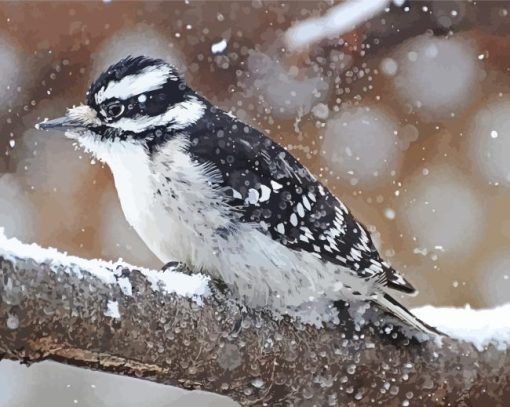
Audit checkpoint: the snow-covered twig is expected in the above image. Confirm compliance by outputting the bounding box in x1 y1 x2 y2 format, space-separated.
0 231 509 406
285 0 398 51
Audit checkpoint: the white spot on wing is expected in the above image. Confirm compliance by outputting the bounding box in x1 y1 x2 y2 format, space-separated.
276 223 285 234
391 273 407 285
232 189 242 200
302 195 311 211
300 226 313 239
247 188 260 205
333 220 344 234
296 202 305 218
368 261 383 273
290 213 298 226
350 248 362 261
271 180 283 191
259 184 271 202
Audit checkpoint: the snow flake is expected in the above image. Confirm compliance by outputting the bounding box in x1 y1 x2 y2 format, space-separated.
211 39 228 54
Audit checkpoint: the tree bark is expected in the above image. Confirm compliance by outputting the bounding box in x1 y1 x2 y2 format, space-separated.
0 237 509 406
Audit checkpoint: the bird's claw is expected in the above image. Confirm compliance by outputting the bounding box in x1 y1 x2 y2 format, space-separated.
161 261 192 275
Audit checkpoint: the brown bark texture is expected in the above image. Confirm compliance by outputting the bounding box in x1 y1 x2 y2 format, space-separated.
0 246 509 406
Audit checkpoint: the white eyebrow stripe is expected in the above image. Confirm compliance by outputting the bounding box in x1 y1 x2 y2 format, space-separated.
95 65 174 105
107 97 206 133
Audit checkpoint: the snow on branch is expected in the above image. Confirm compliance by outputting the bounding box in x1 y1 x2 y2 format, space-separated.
285 0 402 51
0 230 510 406
413 304 510 352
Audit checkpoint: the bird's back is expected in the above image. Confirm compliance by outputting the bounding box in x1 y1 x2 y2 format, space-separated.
183 98 416 297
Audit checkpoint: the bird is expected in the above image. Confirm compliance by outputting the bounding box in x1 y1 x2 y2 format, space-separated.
38 55 439 336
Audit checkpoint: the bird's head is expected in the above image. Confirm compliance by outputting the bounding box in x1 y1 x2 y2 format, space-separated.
37 55 206 155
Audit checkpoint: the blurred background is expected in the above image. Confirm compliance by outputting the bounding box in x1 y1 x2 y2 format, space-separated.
0 0 509 405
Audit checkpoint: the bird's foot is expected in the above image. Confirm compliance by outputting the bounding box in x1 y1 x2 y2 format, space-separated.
160 263 239 333
161 262 231 304
161 261 192 275
333 299 356 338
209 276 230 295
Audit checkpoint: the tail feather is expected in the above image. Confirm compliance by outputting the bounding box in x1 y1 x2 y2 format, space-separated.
382 264 417 295
374 293 443 337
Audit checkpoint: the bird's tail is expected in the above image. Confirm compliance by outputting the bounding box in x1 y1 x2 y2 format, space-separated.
373 293 443 337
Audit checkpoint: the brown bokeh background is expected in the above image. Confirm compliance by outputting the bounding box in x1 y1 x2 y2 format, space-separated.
1 1 509 312
1 1 510 406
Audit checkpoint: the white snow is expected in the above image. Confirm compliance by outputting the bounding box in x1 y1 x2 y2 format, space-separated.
0 229 211 303
384 208 396 220
211 39 227 54
104 300 121 320
117 276 133 296
285 0 391 50
413 304 510 351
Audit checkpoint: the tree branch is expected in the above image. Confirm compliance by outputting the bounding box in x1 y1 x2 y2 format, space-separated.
0 231 509 406
284 0 395 50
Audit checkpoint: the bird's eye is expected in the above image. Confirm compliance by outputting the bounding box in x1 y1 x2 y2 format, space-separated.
105 101 125 118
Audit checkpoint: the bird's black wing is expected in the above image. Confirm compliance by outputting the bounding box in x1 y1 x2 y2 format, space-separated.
187 106 415 294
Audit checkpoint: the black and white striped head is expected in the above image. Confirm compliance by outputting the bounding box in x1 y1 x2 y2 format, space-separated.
38 56 206 145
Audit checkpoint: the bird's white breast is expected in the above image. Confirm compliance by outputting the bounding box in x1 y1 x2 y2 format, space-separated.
77 133 231 270
76 135 174 261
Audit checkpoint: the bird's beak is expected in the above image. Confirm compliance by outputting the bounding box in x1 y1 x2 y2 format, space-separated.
36 114 86 131
36 105 100 132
